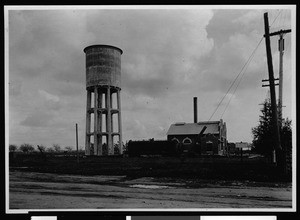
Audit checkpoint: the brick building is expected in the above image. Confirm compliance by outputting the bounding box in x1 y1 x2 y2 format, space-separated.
167 120 227 155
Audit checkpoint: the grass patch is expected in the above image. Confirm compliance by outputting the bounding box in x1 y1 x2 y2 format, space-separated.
9 154 291 182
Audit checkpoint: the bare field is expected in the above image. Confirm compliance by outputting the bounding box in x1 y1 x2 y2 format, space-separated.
9 171 292 209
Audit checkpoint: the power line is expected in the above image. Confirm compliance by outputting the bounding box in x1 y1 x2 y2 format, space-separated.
207 10 284 122
220 60 253 118
281 10 288 29
220 37 264 118
208 37 264 121
276 10 284 29
270 9 283 29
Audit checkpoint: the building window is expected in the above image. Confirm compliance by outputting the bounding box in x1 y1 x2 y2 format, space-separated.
206 141 213 151
171 138 180 144
183 137 192 145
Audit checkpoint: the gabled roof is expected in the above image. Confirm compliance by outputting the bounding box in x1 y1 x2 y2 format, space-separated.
167 121 220 136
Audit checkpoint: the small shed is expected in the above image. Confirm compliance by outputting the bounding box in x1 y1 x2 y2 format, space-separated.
167 120 227 155
235 142 251 151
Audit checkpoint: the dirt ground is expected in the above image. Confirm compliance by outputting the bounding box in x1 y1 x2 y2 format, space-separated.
9 171 292 210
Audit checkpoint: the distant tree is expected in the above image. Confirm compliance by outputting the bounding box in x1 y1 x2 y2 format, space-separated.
252 99 292 158
78 146 85 153
53 144 61 152
20 143 34 154
65 146 73 152
248 143 254 152
102 143 108 155
280 118 292 153
114 144 120 155
37 145 46 153
252 99 275 158
9 144 18 152
46 147 55 153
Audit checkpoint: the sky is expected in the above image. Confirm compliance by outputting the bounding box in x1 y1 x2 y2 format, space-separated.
6 6 295 150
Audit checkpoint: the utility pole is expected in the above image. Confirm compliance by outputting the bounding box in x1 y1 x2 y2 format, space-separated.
278 33 284 123
76 123 79 164
268 29 291 124
263 12 282 165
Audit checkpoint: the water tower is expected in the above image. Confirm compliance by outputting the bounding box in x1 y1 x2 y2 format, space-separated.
84 45 123 156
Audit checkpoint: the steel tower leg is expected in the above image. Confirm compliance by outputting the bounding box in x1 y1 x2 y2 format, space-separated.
106 86 113 155
85 89 91 155
97 89 103 155
117 89 123 154
93 86 98 155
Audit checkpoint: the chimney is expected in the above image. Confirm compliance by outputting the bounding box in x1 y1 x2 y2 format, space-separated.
193 97 197 123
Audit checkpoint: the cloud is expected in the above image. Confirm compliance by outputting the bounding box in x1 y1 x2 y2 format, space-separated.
206 10 247 46
91 9 215 98
123 73 172 98
53 81 86 97
38 89 62 110
8 7 294 147
39 89 59 102
9 10 93 83
9 79 22 96
198 10 268 95
20 110 54 127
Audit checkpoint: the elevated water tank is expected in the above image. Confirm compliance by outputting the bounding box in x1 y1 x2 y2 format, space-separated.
84 45 123 89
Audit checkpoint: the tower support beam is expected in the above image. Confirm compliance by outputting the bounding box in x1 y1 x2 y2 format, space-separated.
117 89 123 153
97 90 103 155
106 87 113 155
85 89 91 155
94 86 98 154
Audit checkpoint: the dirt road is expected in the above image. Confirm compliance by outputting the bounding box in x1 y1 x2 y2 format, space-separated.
9 171 292 210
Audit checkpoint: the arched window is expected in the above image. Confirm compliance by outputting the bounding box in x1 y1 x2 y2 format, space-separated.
182 137 192 145
171 138 180 144
206 141 213 151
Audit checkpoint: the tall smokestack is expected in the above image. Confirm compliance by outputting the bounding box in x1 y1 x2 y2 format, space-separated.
193 97 197 123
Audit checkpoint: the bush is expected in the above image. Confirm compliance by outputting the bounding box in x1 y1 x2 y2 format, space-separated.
37 145 46 153
9 144 18 152
65 146 73 152
53 144 61 152
46 147 55 153
20 143 34 154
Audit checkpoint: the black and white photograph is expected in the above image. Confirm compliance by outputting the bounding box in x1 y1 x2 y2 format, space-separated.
5 5 296 212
